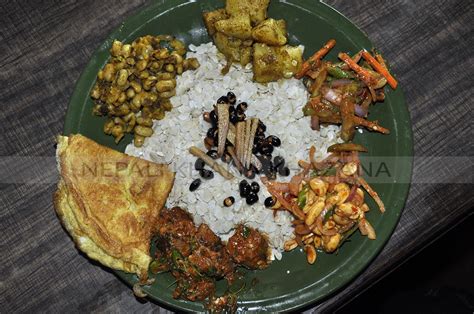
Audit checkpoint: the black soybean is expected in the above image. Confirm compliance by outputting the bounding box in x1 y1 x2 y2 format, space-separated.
264 196 276 208
207 127 218 140
236 102 248 112
236 111 246 122
210 110 218 125
273 156 285 170
279 166 290 177
239 180 251 197
224 196 235 207
250 182 260 193
227 92 236 104
206 149 218 159
200 169 214 179
230 111 239 124
194 158 205 170
189 179 201 191
267 135 281 147
254 133 265 144
259 143 274 155
252 143 259 154
246 193 259 205
217 96 228 104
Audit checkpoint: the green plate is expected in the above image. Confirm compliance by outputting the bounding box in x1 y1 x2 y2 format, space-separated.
63 0 413 311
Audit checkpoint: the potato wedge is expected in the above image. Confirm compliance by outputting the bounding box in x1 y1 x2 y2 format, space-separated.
252 18 287 46
253 43 303 83
214 32 242 62
203 9 229 36
225 0 270 25
215 14 252 40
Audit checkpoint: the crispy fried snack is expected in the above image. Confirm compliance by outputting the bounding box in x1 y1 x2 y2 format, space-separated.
54 134 174 281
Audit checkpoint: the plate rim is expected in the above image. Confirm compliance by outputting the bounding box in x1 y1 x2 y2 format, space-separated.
63 0 414 311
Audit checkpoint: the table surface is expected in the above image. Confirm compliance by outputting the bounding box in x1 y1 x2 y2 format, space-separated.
1 0 473 312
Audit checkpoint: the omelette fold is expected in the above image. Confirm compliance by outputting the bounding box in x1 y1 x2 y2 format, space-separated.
54 134 175 281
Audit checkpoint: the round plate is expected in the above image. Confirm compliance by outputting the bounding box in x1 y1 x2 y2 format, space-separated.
63 0 413 311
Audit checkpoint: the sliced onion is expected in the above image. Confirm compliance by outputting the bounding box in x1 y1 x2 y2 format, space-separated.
354 104 368 117
346 184 358 202
289 174 304 196
311 115 320 131
321 87 342 105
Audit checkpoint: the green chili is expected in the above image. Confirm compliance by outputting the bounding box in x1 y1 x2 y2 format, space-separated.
327 65 354 79
297 184 309 209
242 226 250 238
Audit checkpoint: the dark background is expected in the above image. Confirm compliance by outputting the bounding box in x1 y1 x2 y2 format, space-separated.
1 0 473 313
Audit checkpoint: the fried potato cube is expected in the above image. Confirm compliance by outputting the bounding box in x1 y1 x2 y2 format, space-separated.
240 46 252 66
203 9 229 36
251 18 287 46
213 32 253 66
214 32 241 61
252 43 303 83
215 14 252 40
225 0 270 25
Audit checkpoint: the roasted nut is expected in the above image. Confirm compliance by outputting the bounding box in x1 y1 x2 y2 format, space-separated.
327 183 350 205
313 236 322 248
359 218 376 239
342 162 358 176
130 81 142 93
309 178 328 196
111 124 124 139
134 125 153 137
184 57 200 70
103 119 114 134
117 92 127 104
157 72 175 80
303 235 315 245
361 203 370 212
110 40 123 57
121 44 131 58
161 99 173 111
159 90 176 99
116 69 129 86
90 84 101 99
176 64 183 75
134 134 145 147
304 199 325 226
91 35 200 146
137 116 153 127
155 79 176 92
126 88 136 99
136 59 148 71
323 233 341 253
284 239 298 251
333 213 351 225
337 202 361 219
103 63 115 82
305 245 317 264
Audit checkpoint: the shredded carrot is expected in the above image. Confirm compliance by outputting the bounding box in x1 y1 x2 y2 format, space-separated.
295 39 336 79
338 52 378 87
362 51 398 89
